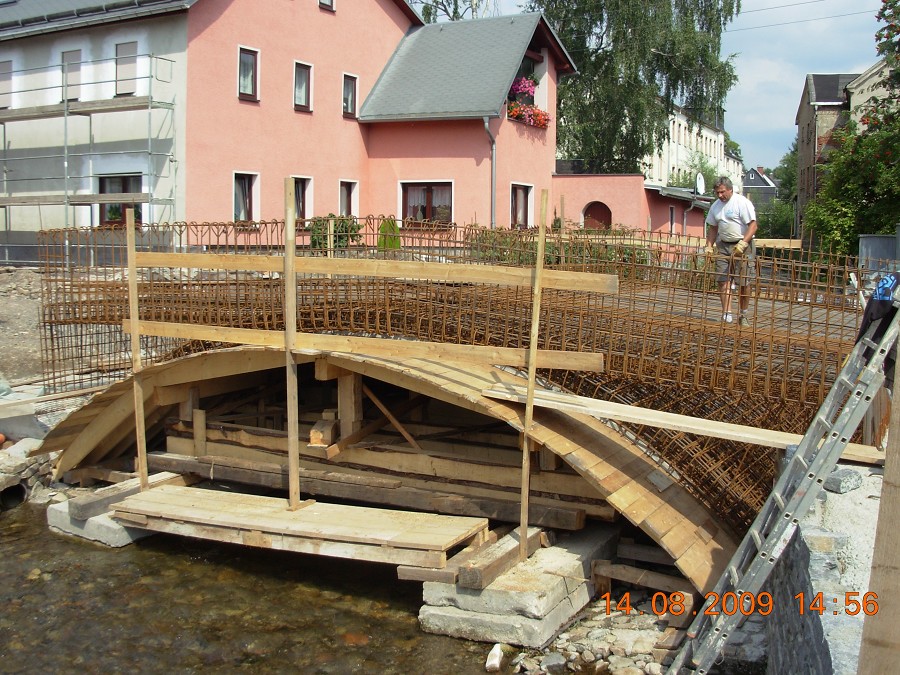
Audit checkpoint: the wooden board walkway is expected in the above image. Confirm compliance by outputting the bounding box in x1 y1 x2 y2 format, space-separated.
111 484 490 569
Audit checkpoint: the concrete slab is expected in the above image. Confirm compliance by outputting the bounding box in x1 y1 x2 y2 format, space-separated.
419 523 618 647
423 524 617 619
419 581 593 648
46 499 155 548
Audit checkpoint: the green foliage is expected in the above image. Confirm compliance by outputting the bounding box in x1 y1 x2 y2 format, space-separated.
410 1 490 22
669 151 718 193
309 214 362 252
724 131 742 161
526 0 738 172
770 138 798 201
377 216 401 251
756 198 795 239
803 0 900 253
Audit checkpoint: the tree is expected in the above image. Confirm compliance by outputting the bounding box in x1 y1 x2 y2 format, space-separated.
770 138 797 202
525 0 738 173
409 0 498 22
751 139 797 239
670 151 718 194
803 0 900 253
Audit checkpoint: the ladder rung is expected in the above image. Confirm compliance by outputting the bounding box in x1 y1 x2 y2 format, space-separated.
727 565 740 586
772 492 785 510
750 530 763 550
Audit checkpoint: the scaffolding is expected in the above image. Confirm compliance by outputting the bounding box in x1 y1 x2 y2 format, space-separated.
0 53 176 263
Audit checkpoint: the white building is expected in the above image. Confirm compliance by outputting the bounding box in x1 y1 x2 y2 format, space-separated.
643 105 743 194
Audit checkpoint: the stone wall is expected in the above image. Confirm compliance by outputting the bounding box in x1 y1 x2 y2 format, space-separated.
766 506 864 675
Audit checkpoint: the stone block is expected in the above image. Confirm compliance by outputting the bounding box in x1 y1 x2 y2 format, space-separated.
419 589 586 648
423 524 617 618
46 499 154 548
823 467 863 494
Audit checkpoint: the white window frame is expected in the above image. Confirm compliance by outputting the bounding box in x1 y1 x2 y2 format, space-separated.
233 171 260 222
510 182 533 228
0 60 12 109
338 179 358 218
293 61 313 112
291 175 313 222
237 45 259 101
319 0 335 10
115 41 138 96
62 49 81 101
397 179 455 223
342 72 358 118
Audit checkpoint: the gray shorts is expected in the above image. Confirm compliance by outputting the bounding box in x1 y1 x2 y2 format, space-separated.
716 239 756 285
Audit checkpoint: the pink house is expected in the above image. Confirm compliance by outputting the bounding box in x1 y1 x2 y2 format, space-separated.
0 0 708 249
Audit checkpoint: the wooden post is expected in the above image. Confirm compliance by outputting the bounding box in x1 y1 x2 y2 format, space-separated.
858 393 900 672
284 177 302 510
519 189 549 560
126 207 149 491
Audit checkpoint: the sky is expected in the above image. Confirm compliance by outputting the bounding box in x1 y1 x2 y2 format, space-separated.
494 0 884 171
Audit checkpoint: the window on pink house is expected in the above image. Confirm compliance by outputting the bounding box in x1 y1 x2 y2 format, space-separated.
402 183 452 223
319 0 335 10
238 47 258 101
511 184 530 228
342 74 357 117
294 62 311 111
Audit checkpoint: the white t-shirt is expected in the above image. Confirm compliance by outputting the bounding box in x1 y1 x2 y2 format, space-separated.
705 193 756 242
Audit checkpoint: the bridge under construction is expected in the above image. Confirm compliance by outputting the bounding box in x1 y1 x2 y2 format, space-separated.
35 214 885 599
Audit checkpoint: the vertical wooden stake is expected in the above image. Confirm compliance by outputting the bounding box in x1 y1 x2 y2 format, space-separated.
126 207 149 491
519 189 549 560
284 177 302 510
859 391 900 672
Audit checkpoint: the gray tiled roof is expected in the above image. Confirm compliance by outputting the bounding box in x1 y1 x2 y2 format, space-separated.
0 0 199 40
360 12 568 122
807 73 860 105
0 1 421 40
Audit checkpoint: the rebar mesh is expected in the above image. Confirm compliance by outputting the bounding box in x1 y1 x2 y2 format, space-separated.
37 218 883 533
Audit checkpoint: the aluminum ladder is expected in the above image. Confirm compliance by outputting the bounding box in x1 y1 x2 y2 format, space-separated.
669 297 900 674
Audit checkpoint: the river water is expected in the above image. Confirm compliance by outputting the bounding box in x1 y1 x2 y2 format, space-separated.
0 503 493 674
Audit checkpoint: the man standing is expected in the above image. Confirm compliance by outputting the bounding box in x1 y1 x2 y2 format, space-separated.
705 176 758 326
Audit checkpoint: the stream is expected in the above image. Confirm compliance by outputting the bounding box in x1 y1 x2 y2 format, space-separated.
0 502 493 674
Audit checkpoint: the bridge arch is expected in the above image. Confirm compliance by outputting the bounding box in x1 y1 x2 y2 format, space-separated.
45 347 736 593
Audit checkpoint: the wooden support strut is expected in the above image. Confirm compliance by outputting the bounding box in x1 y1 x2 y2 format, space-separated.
284 177 303 510
519 189 549 561
125 207 149 492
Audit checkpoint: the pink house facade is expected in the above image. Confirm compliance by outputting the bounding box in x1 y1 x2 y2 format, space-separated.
551 174 708 236
0 0 709 249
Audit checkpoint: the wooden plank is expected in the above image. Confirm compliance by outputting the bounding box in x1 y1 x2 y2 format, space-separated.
126 209 150 492
165 432 610 506
396 527 508 583
858 389 900 673
124 319 604 371
362 384 422 452
457 526 545 589
484 383 880 460
519 189 549 560
151 452 588 530
116 515 447 568
135 251 619 293
284 178 303 511
591 560 692 595
112 484 488 552
616 542 676 567
68 471 193 520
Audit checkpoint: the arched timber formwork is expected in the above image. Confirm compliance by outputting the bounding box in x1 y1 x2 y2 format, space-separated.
40 346 737 594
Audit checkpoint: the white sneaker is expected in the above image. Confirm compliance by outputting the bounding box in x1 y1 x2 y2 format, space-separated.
723 313 733 323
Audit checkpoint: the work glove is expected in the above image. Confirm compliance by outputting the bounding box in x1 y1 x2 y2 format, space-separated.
704 245 716 257
733 240 748 256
